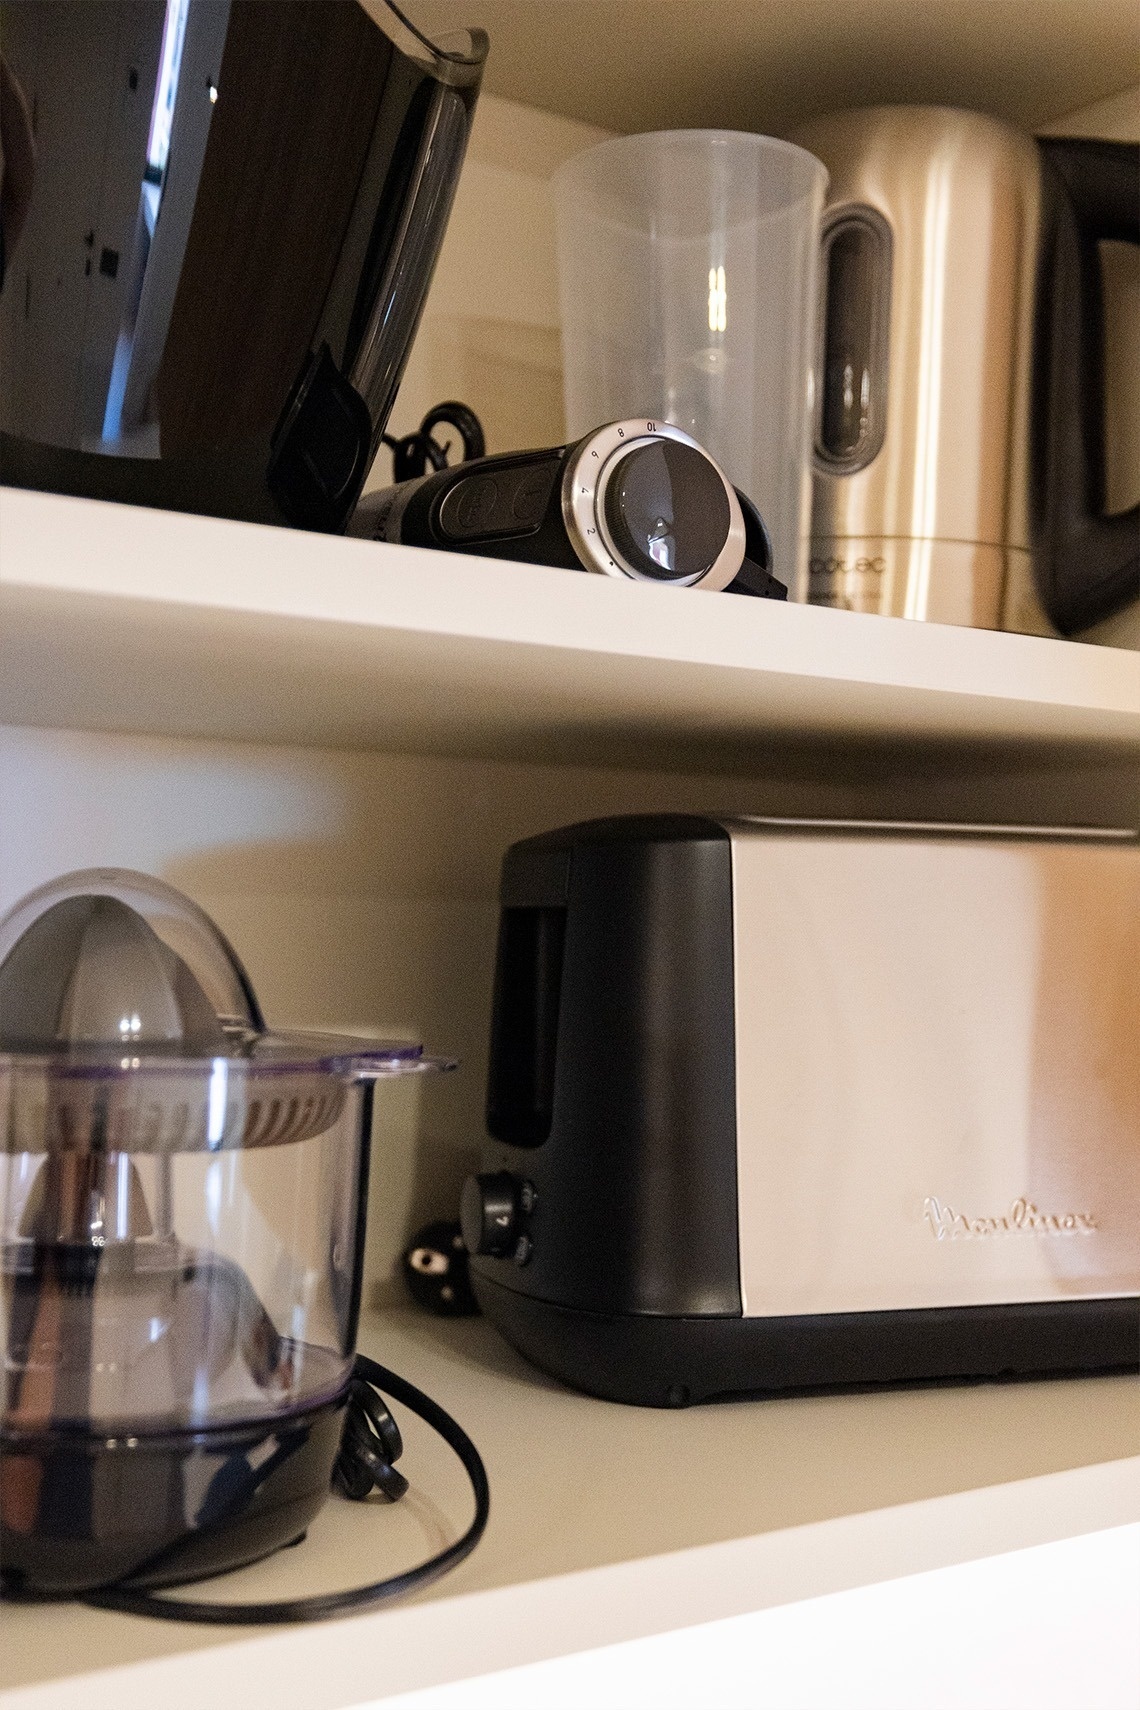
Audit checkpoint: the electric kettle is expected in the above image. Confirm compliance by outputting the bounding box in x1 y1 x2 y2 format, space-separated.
0 0 486 534
790 107 1139 635
0 869 453 1599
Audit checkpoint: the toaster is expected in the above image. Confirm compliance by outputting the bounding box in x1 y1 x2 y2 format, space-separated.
461 816 1139 1406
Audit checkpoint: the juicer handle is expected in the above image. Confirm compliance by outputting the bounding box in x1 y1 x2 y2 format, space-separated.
1032 137 1139 635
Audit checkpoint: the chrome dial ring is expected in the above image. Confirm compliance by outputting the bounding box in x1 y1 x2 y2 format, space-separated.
560 419 745 590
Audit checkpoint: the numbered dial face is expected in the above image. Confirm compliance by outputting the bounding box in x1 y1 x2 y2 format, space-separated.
561 420 745 589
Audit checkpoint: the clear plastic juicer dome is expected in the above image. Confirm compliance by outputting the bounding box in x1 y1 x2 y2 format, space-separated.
0 870 442 1444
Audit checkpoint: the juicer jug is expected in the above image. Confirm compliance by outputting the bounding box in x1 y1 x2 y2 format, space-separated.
0 868 448 1596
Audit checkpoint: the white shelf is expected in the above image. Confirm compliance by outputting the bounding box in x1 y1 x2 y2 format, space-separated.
1 1308 1136 1709
1 488 1137 776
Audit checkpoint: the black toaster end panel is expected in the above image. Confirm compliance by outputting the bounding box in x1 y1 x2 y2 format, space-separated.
478 816 742 1318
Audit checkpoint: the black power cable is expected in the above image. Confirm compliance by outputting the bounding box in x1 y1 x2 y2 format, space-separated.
382 401 486 483
82 1355 490 1626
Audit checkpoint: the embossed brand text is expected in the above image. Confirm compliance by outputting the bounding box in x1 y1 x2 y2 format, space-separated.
923 1196 1097 1240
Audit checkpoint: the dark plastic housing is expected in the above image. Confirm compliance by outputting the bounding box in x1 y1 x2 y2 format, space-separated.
358 436 786 598
474 1279 1139 1409
0 0 486 533
1031 137 1140 633
477 817 742 1320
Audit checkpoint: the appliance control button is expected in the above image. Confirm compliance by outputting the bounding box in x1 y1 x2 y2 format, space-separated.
452 476 499 533
518 1179 538 1215
460 1171 522 1258
509 464 556 526
440 460 558 541
512 1233 533 1267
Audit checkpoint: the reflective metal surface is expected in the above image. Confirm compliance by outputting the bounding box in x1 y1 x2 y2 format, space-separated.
0 0 485 532
791 108 1044 629
728 820 1139 1315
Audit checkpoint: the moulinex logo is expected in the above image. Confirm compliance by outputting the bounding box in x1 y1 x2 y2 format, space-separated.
923 1196 1098 1241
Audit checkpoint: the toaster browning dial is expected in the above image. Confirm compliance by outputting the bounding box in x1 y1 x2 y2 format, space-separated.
460 1172 536 1264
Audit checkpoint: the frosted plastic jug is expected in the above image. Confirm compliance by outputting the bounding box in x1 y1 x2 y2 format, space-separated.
554 132 827 589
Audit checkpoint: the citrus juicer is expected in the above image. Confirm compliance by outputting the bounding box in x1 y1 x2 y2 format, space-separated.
0 868 451 1597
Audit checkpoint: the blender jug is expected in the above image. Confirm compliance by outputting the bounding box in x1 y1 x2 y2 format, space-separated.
554 131 827 589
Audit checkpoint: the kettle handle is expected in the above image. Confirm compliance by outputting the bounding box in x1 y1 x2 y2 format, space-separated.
1032 137 1139 635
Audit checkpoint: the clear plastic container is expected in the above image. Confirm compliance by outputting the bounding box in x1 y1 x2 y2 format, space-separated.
0 870 442 1438
554 132 827 589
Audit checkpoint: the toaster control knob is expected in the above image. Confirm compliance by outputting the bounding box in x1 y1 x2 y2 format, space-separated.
461 1172 529 1259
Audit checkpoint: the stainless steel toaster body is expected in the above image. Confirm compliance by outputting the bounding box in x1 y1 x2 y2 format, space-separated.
729 821 1137 1317
468 817 1138 1406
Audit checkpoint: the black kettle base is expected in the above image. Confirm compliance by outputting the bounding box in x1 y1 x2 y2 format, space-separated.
0 1393 347 1597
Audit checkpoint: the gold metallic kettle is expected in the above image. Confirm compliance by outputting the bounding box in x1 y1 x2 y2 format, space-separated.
790 107 1139 635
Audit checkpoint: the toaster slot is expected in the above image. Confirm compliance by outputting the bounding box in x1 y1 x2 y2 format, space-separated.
486 906 566 1148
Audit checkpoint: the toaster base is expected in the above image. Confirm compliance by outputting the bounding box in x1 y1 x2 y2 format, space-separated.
473 1277 1139 1408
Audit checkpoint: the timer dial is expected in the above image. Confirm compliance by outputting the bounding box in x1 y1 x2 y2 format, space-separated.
561 418 744 589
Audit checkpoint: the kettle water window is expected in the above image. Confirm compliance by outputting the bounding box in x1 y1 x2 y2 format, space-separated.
815 206 892 473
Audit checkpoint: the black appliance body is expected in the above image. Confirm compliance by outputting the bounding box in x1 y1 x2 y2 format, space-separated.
352 417 787 597
0 0 486 534
462 816 1139 1407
